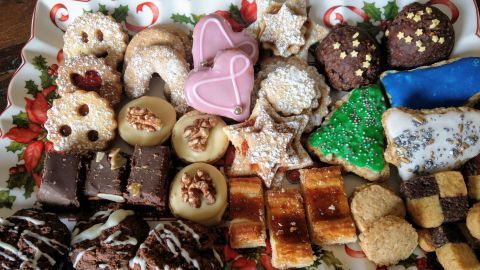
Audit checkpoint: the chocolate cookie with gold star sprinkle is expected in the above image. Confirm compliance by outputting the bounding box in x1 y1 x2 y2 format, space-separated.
307 85 389 181
385 2 454 69
315 25 382 92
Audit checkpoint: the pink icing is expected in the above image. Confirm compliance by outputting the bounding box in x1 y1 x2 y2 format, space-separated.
184 49 254 121
192 14 259 68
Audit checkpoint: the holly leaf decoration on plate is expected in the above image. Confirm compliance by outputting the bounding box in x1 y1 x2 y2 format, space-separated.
25 80 40 96
229 3 246 25
12 112 29 128
7 170 35 198
363 1 382 21
383 1 399 20
0 190 15 209
112 5 129 23
98 4 109 15
171 13 205 26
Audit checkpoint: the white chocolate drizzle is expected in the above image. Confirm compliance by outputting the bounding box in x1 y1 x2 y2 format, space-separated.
10 216 45 226
72 209 134 244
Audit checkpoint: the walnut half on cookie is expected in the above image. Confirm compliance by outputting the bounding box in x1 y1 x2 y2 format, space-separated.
172 110 229 163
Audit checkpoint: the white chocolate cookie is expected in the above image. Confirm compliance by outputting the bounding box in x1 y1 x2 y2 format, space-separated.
172 111 228 163
169 163 227 226
63 13 128 69
118 96 176 146
383 107 480 180
45 90 116 153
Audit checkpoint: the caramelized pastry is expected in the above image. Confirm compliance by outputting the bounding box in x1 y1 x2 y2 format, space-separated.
229 177 266 249
266 188 314 269
299 167 357 245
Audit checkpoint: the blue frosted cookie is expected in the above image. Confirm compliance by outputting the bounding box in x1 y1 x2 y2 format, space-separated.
381 57 480 109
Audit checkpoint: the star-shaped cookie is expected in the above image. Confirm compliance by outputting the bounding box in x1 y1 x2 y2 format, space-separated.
224 100 312 188
260 4 307 57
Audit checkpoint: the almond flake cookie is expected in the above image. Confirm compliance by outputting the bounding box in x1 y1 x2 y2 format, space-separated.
56 56 122 106
63 12 128 69
255 57 330 132
383 107 480 180
123 45 190 115
45 90 117 153
124 24 192 68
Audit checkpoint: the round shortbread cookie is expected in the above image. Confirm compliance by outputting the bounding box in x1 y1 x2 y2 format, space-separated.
56 56 122 106
350 184 406 232
467 203 480 240
63 12 128 69
45 90 117 153
359 215 418 266
123 45 190 115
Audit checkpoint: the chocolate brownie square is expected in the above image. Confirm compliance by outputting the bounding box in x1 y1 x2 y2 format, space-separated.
85 148 129 203
124 145 170 210
37 152 83 208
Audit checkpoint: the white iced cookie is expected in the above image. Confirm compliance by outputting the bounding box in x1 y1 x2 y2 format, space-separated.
172 111 228 163
383 107 480 180
169 163 227 226
118 96 176 146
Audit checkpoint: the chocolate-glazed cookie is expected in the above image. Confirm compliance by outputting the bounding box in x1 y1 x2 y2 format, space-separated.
385 2 454 69
315 24 382 92
0 208 70 269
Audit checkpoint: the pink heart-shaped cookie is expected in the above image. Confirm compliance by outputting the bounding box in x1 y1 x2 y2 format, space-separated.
185 49 254 121
192 14 259 68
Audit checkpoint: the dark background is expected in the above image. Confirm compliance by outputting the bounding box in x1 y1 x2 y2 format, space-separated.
0 0 479 112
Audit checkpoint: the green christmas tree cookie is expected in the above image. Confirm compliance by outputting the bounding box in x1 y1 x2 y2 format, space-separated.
307 85 389 181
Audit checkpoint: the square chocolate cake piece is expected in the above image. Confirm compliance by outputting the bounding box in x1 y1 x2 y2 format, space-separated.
37 152 83 208
85 148 129 203
124 145 170 210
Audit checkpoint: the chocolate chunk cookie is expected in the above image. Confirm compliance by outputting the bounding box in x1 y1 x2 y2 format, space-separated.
315 24 382 91
385 2 454 69
70 205 149 269
0 208 70 269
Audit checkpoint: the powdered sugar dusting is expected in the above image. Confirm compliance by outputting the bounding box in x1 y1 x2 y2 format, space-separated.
260 4 307 57
45 91 116 153
56 56 122 106
261 65 316 115
63 13 128 68
123 45 190 114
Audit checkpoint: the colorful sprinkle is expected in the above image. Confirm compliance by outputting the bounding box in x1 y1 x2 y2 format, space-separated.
309 86 387 172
